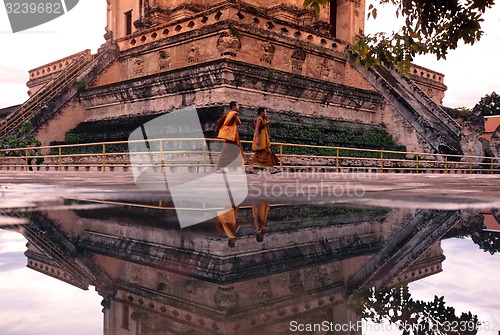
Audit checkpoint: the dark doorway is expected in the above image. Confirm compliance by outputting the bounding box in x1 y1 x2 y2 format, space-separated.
125 10 132 35
329 0 337 37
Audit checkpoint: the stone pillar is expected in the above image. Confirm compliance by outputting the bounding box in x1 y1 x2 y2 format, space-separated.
334 0 365 43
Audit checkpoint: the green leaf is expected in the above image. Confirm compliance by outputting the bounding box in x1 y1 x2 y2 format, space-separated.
312 2 320 14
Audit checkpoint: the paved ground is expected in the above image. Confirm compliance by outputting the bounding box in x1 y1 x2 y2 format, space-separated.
1 170 500 211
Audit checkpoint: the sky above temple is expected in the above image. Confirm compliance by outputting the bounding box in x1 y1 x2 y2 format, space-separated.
0 1 499 109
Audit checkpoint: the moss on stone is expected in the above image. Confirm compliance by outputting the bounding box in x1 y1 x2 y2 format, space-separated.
54 107 405 158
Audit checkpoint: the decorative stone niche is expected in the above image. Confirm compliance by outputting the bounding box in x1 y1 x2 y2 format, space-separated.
291 48 306 74
158 50 170 70
259 42 275 65
216 30 241 57
187 46 200 63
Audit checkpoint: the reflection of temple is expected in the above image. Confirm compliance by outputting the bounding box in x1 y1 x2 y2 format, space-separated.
7 203 462 335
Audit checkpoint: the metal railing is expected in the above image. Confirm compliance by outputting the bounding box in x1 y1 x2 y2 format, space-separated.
0 137 499 174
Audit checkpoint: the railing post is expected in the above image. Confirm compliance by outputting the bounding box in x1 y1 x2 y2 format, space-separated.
25 149 29 170
415 154 419 173
469 157 473 174
58 146 62 170
203 140 207 173
336 148 340 173
379 152 384 173
102 143 106 171
160 139 164 172
279 144 283 169
491 157 494 174
445 155 448 174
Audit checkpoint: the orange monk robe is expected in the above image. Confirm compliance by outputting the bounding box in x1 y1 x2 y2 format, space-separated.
252 201 270 242
217 111 246 168
250 117 278 167
216 207 240 239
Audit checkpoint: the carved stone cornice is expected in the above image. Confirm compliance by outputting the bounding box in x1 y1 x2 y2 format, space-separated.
81 59 382 115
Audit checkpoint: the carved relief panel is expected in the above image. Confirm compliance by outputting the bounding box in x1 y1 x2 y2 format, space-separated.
187 46 200 63
158 50 170 70
216 30 241 57
291 48 306 74
319 58 331 78
259 42 276 65
131 57 144 76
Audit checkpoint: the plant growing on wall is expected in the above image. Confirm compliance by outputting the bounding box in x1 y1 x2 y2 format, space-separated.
76 80 87 92
0 121 44 169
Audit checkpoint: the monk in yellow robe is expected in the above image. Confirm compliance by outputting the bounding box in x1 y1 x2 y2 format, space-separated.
249 107 279 173
215 101 247 171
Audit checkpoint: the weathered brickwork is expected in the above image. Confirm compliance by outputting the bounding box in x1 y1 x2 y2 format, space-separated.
36 101 87 145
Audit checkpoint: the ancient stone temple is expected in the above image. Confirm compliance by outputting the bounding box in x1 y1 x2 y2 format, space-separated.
0 0 466 155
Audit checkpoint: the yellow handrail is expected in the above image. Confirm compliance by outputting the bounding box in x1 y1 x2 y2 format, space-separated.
0 137 499 174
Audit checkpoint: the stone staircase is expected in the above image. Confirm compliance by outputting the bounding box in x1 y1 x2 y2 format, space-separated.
348 53 463 156
0 43 120 140
345 209 460 295
3 212 115 297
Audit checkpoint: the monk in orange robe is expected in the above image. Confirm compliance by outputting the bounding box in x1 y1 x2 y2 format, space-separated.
249 107 279 173
215 101 248 171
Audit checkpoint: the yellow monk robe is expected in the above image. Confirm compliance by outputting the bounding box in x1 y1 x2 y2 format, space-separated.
252 201 270 242
251 116 278 167
216 207 240 247
216 111 246 168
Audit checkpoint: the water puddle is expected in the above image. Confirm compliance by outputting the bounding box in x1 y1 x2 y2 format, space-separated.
0 196 499 334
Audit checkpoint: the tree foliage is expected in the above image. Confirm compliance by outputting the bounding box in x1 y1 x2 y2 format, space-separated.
0 121 44 167
304 0 495 72
474 91 500 116
470 230 500 254
349 282 480 335
0 121 41 150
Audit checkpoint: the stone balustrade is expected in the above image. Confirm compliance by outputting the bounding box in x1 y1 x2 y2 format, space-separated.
409 63 445 84
28 49 92 81
117 5 344 54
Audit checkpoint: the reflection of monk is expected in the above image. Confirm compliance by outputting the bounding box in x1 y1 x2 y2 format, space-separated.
216 207 240 247
252 201 270 242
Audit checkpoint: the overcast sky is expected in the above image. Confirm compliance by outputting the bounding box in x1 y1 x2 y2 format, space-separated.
0 229 102 335
0 2 498 109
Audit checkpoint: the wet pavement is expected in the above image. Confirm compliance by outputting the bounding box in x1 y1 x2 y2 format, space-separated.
1 170 500 210
1 170 499 335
